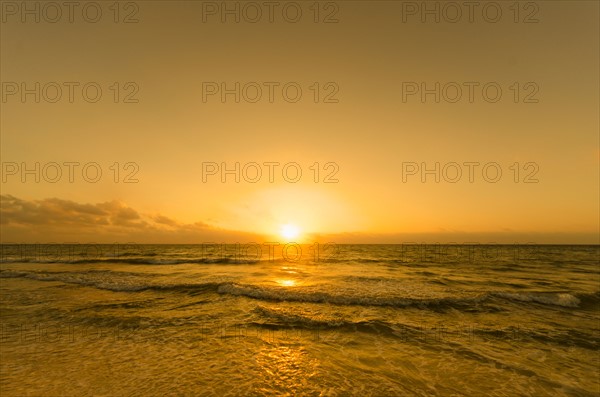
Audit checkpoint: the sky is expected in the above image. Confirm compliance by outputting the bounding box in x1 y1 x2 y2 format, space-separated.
1 1 599 244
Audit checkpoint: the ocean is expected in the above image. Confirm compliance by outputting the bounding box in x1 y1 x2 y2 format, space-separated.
0 244 598 396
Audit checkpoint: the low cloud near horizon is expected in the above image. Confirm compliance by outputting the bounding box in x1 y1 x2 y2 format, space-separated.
0 195 262 243
1 195 598 245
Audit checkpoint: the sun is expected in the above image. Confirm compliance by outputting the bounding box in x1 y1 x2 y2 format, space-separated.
280 224 300 241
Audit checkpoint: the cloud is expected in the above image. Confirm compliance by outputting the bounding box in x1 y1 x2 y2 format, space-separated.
1 195 109 227
1 195 597 244
0 195 262 243
151 214 179 227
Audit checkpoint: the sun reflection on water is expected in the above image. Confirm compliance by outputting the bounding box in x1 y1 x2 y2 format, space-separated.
277 279 297 287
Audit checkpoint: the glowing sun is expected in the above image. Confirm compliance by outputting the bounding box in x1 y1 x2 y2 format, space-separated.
280 224 300 241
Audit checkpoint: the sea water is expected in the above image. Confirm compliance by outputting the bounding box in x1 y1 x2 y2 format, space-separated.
1 244 598 396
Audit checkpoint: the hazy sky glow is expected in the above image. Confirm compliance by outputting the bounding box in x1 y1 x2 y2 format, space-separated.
1 1 598 243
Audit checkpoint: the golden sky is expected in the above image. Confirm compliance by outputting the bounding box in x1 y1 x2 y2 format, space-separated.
1 1 598 243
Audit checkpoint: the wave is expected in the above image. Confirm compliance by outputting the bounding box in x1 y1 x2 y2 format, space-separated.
251 306 600 350
217 283 488 310
0 257 261 265
575 291 600 309
492 290 600 309
2 269 597 311
0 269 224 293
494 292 582 308
221 285 597 310
251 306 400 335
